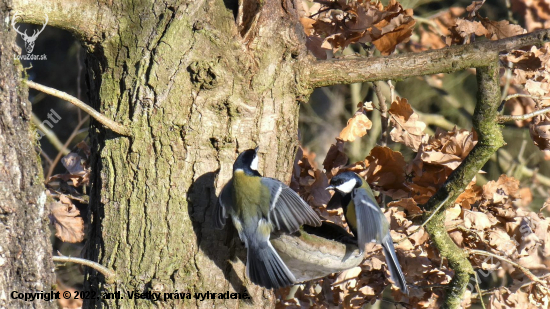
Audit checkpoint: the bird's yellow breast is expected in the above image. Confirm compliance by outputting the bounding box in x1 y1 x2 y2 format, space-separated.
346 199 358 234
232 171 270 223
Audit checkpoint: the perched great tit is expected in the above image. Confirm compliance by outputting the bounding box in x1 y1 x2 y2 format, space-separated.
214 147 322 289
326 171 408 294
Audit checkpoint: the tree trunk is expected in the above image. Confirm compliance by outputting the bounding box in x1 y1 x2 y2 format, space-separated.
83 1 310 307
0 2 55 308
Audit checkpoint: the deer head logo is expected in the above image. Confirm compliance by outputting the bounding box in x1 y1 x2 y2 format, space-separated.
12 13 48 54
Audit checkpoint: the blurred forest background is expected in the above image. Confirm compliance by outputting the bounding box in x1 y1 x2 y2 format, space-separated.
17 0 549 308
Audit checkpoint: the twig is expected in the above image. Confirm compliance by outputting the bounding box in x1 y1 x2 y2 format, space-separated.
372 81 389 146
413 15 445 37
388 80 395 103
470 274 550 299
26 80 131 136
31 113 70 155
40 150 53 167
398 195 450 243
467 249 545 284
497 148 550 187
504 93 550 102
47 115 89 179
500 61 513 104
474 272 487 309
53 255 116 284
498 106 550 122
416 111 456 130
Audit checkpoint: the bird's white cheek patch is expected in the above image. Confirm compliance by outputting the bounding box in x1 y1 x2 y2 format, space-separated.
250 156 259 171
336 179 356 194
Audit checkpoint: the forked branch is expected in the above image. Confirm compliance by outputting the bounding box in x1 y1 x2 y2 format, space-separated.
421 62 505 309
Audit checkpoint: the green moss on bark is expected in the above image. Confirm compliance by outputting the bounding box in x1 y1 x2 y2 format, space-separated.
422 62 504 309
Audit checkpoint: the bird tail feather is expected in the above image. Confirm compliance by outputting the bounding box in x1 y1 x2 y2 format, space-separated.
382 236 408 294
246 241 296 290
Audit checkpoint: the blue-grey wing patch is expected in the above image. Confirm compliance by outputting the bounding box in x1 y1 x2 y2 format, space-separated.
352 187 389 250
261 178 321 233
214 180 232 229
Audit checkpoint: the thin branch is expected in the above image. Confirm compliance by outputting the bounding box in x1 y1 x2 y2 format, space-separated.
31 112 70 155
307 28 550 88
26 81 131 136
470 273 550 300
499 106 550 122
372 81 389 146
388 80 395 103
47 115 89 179
414 15 445 37
504 93 550 101
53 255 116 284
500 62 513 102
467 249 546 284
40 149 53 167
417 111 456 130
497 148 550 187
474 272 487 309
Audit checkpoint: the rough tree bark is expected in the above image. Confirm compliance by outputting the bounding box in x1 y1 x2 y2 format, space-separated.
0 1 55 308
80 1 312 308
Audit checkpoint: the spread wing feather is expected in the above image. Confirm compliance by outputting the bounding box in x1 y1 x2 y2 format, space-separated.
261 178 321 233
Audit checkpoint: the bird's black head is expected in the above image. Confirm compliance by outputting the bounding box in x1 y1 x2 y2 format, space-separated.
326 171 362 194
233 147 261 176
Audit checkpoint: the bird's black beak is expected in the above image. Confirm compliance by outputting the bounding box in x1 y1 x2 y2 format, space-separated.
254 146 259 153
325 185 334 191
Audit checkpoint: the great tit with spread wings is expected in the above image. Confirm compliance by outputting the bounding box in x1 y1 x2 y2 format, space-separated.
326 171 408 294
214 147 322 289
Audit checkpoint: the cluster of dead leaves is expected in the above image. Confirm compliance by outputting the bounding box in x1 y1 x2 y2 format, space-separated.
298 0 416 59
501 43 550 160
447 10 525 45
409 0 525 52
281 90 550 307
47 141 90 243
452 175 550 308
511 0 550 32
